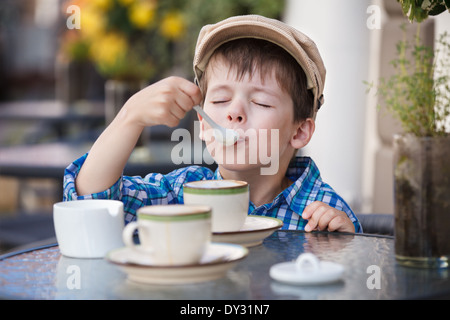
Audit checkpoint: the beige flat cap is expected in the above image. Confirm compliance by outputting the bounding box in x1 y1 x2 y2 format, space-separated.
193 15 326 112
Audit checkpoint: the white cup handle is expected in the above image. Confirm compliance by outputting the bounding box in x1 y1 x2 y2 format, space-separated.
295 253 320 272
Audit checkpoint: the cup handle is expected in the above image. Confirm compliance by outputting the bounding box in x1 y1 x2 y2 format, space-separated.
122 221 139 249
295 253 320 272
122 221 154 255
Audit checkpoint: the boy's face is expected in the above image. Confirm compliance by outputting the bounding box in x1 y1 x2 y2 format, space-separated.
199 57 301 175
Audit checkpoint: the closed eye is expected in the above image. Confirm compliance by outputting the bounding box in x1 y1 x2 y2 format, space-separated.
212 100 229 105
253 101 272 108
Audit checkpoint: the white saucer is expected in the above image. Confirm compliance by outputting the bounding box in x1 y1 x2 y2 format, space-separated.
270 253 345 285
106 243 248 285
212 215 283 247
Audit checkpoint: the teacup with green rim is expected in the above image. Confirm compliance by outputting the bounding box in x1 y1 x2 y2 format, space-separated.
183 180 249 232
122 204 212 266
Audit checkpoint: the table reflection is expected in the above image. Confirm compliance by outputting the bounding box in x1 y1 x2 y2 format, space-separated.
1 231 450 300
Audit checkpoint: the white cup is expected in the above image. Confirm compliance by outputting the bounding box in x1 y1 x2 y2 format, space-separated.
53 200 124 258
183 180 249 232
122 204 212 266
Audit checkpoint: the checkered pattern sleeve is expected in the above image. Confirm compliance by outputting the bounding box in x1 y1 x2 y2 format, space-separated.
63 153 214 224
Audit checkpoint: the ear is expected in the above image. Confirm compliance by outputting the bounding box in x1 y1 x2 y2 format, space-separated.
290 118 315 149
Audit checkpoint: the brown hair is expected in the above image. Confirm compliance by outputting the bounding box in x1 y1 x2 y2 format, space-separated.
198 38 315 121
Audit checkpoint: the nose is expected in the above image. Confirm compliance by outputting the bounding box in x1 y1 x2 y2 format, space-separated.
227 100 246 124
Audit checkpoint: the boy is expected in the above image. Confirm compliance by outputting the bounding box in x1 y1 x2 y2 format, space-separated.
64 15 361 233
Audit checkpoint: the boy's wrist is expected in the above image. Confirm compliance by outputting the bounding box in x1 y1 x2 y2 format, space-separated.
116 100 147 132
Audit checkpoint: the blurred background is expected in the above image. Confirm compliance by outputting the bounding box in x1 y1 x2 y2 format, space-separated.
0 0 449 253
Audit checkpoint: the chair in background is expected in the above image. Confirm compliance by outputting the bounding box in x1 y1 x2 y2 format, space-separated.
356 213 394 236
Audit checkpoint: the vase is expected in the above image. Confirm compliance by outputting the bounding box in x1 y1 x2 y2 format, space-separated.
393 134 450 268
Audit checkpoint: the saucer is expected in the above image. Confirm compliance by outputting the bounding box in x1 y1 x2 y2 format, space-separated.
106 243 248 285
212 215 283 247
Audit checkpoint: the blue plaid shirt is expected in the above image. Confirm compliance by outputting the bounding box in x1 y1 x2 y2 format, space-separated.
63 154 361 233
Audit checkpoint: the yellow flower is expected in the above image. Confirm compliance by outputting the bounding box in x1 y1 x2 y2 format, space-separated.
160 11 186 40
90 32 128 66
80 5 106 40
128 1 156 29
91 0 112 11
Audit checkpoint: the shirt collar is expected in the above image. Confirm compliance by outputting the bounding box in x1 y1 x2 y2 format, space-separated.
283 156 322 210
282 157 320 201
214 157 320 210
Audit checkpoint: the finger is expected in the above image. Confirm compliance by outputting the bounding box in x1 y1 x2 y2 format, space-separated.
302 201 322 219
170 89 198 121
317 208 336 231
170 101 188 120
163 97 193 127
304 203 328 232
178 79 203 108
173 89 196 112
327 215 355 233
159 77 201 112
326 215 345 232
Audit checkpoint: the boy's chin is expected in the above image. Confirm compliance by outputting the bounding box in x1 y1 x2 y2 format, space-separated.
217 162 255 171
207 143 281 176
217 161 280 176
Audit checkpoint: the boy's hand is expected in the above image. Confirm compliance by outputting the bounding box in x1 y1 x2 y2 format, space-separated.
123 76 202 128
302 201 355 233
75 77 201 196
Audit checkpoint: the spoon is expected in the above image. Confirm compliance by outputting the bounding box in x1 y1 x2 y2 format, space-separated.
193 105 240 146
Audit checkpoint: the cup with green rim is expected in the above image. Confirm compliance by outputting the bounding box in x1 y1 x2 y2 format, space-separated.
122 204 212 265
183 180 249 232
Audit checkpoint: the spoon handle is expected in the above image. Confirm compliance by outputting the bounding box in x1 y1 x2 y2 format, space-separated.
193 105 221 131
193 106 239 146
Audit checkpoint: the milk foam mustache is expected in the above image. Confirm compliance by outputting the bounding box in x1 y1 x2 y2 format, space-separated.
171 121 280 175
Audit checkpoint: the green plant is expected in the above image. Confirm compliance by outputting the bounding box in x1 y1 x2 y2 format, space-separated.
368 26 450 137
398 0 450 22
